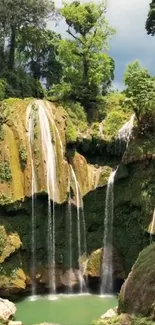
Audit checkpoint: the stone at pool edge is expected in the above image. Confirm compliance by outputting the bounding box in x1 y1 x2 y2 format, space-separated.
8 321 22 325
0 298 16 321
101 307 118 319
35 323 60 325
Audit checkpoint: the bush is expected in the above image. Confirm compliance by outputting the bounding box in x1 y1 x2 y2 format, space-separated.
64 101 88 133
66 119 77 143
19 144 27 169
0 79 7 100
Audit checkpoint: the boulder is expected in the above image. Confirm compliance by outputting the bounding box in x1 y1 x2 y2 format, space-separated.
0 298 16 321
101 307 117 319
8 321 22 325
119 243 155 317
82 247 125 280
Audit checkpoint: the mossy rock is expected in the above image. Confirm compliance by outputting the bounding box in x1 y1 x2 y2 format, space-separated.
98 166 112 187
84 247 125 280
0 221 21 263
0 252 26 296
92 314 155 325
122 132 155 165
119 243 155 317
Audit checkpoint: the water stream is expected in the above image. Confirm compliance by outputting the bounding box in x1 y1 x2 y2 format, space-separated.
68 178 73 293
26 104 37 297
70 165 87 292
101 169 117 294
117 114 135 147
38 103 56 294
150 208 155 243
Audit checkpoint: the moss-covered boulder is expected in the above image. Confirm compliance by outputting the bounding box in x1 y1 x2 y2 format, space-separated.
83 247 125 281
0 219 26 297
0 222 21 263
92 314 155 325
119 243 155 317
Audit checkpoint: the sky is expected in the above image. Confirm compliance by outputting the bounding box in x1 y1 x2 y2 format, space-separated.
52 0 154 90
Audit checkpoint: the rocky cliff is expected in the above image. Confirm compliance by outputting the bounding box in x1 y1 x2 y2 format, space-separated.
0 98 154 297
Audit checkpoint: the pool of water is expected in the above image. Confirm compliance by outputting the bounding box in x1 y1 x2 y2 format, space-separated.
15 294 117 325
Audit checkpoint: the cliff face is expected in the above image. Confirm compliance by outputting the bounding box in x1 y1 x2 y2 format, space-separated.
0 98 154 297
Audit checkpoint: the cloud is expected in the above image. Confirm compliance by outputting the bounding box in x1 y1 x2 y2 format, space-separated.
106 0 155 86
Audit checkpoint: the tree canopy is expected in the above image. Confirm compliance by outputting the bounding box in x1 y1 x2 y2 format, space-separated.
145 0 155 35
124 61 155 124
0 0 55 71
51 0 115 110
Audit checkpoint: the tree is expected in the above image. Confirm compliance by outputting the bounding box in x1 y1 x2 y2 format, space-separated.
145 0 155 35
17 28 62 88
54 0 115 108
124 61 155 124
0 0 55 71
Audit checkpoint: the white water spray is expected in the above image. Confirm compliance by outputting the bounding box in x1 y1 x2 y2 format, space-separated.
117 114 135 147
26 104 37 297
67 176 73 292
70 165 87 292
101 169 117 294
150 208 155 243
38 103 56 294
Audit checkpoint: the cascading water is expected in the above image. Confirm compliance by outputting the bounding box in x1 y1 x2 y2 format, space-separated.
67 178 73 293
38 103 56 295
45 102 64 158
101 169 117 295
26 104 37 297
117 114 135 147
150 208 155 243
70 165 87 292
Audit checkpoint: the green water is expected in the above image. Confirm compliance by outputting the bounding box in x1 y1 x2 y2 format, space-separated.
15 294 117 325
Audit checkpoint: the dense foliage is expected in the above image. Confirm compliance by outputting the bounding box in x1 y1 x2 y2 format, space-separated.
124 61 155 124
146 0 155 35
51 1 115 110
0 0 58 98
0 0 154 125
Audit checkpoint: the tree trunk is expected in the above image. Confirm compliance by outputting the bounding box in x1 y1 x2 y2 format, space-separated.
83 55 88 82
8 26 16 71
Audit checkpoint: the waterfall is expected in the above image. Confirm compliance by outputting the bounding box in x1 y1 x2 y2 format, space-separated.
44 102 64 158
101 169 117 295
38 103 56 295
150 208 155 243
117 114 135 147
70 165 87 292
68 179 73 293
26 104 37 297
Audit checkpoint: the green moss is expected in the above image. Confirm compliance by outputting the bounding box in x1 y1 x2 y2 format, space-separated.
92 316 155 325
123 133 155 163
0 221 21 263
66 119 77 143
103 109 131 141
98 166 112 187
19 144 27 169
119 244 155 317
0 253 26 293
0 126 4 141
0 160 12 183
63 101 88 139
0 194 13 205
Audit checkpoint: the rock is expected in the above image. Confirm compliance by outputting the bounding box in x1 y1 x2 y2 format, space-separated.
119 243 155 317
8 321 22 325
83 247 125 281
37 323 59 325
0 298 16 321
101 308 117 319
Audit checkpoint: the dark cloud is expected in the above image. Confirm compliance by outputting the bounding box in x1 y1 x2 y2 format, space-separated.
107 0 155 88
